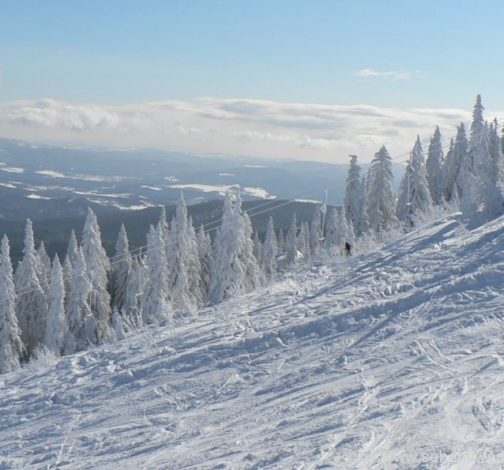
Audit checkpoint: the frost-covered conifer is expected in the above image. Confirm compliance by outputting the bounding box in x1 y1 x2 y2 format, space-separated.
15 219 48 355
0 235 24 373
37 242 52 296
262 216 278 277
277 229 285 255
208 190 261 304
142 224 171 324
168 194 199 313
63 230 78 305
344 155 363 235
444 124 468 203
110 224 132 312
396 137 432 226
365 146 398 234
297 221 311 262
426 126 445 205
285 213 298 265
197 225 213 304
66 248 94 353
81 208 112 343
123 254 146 330
43 256 67 355
310 205 322 259
252 231 263 267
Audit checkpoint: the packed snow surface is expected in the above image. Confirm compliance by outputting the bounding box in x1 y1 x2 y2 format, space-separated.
3 214 504 468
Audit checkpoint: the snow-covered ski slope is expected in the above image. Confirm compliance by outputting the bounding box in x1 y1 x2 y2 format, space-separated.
3 213 504 469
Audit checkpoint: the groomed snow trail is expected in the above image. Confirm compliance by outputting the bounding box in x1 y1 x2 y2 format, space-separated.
3 214 504 468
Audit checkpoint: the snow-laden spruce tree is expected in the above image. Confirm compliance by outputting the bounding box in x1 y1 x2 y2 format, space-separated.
123 254 146 330
142 224 171 324
426 126 445 205
37 242 52 296
187 218 203 306
252 231 263 267
365 146 398 234
81 208 112 343
43 255 67 355
167 194 199 313
110 224 132 312
396 136 433 226
277 229 285 255
310 205 323 259
297 221 311 263
15 219 48 355
63 230 79 306
444 124 468 203
262 216 278 277
0 235 24 373
197 225 213 304
208 190 262 304
358 174 369 235
285 213 298 265
66 248 94 353
344 155 364 236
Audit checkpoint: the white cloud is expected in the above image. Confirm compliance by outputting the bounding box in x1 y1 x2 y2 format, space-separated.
355 68 420 81
0 97 500 164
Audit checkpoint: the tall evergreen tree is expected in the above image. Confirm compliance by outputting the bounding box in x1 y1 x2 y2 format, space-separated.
262 216 278 277
208 190 261 304
426 126 445 205
66 248 94 353
142 224 171 324
365 146 398 234
396 137 433 226
43 256 67 355
344 155 364 235
309 205 323 259
444 125 468 203
81 208 112 343
63 230 79 307
285 213 298 265
36 242 52 296
110 224 132 312
0 235 24 373
123 254 146 330
15 219 48 355
197 225 213 304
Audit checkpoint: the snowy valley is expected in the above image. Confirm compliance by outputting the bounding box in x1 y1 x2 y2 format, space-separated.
2 213 504 468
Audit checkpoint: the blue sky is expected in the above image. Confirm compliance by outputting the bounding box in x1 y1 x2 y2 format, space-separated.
0 1 502 161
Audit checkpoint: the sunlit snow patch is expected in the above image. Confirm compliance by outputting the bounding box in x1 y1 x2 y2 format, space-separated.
170 183 274 199
36 170 66 178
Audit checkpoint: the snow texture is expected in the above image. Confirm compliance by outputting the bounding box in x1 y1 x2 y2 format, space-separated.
4 213 504 467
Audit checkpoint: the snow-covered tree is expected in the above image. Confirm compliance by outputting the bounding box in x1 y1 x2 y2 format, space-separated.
43 255 67 355
81 208 112 343
309 205 323 259
444 124 468 203
277 229 285 255
297 221 311 263
15 219 48 355
252 231 263 267
208 190 262 304
396 136 432 226
167 194 199 313
142 224 171 324
365 146 398 234
37 242 52 296
66 248 94 353
285 213 298 265
109 224 132 312
482 119 503 218
426 126 445 205
261 216 278 277
63 230 79 305
344 155 364 235
123 254 146 330
197 225 213 304
0 235 24 373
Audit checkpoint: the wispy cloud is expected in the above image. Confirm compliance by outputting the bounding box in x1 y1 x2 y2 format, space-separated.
355 68 418 81
0 97 497 163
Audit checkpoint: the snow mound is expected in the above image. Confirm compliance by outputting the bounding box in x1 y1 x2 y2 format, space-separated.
3 214 504 468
